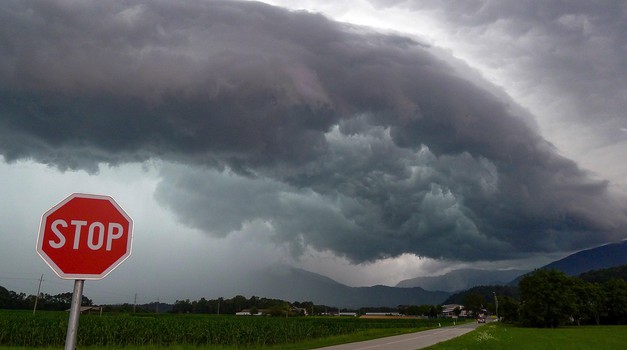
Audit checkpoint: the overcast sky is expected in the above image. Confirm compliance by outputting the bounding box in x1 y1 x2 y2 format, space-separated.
1 0 626 304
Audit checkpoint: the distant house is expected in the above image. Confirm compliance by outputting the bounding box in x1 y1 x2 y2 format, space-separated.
292 307 308 316
440 304 467 318
235 307 309 316
321 311 357 316
364 312 402 317
338 312 358 317
235 309 268 316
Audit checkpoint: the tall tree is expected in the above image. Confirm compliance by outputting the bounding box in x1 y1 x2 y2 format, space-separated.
604 278 627 324
498 296 519 323
519 269 577 328
463 293 485 317
172 299 193 313
571 279 604 325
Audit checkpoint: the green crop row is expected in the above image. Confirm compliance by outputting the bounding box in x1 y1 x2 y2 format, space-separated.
0 310 455 347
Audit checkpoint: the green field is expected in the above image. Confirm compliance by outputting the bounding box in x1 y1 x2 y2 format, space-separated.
0 310 458 349
424 322 627 350
4 311 626 349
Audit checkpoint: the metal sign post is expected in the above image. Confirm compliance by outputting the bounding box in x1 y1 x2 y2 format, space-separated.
65 280 84 350
37 193 133 350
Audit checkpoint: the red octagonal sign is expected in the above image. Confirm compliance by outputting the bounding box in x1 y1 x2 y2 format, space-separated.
37 193 133 280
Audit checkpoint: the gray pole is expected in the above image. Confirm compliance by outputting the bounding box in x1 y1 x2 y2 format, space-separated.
33 274 43 316
493 292 499 321
65 280 84 350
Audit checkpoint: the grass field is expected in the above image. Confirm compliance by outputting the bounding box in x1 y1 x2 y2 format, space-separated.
424 322 627 350
0 309 458 349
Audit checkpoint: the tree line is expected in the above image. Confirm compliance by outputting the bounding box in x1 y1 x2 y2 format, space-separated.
447 268 627 328
1 285 443 318
516 269 627 327
0 286 93 311
169 295 318 316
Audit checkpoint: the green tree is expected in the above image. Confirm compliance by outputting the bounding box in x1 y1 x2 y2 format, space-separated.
172 299 193 313
293 301 315 315
571 279 604 325
498 295 519 323
231 295 247 313
268 302 290 317
405 304 432 316
429 305 442 318
604 278 627 324
0 286 12 308
193 297 211 313
463 293 485 317
518 269 577 328
417 304 432 316
453 306 462 317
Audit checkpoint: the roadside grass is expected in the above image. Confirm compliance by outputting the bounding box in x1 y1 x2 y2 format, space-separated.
423 322 627 350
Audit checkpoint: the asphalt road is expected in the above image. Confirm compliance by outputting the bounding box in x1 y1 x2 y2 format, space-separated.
317 321 482 350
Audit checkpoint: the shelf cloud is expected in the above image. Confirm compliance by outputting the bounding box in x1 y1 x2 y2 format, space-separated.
1 0 626 265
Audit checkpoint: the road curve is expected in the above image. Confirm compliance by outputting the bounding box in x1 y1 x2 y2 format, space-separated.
317 321 482 350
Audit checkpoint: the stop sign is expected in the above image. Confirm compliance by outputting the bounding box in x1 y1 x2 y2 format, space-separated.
37 193 133 280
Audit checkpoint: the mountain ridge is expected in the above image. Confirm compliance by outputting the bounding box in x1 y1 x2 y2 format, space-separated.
509 240 627 285
540 240 627 275
225 240 627 308
241 265 450 309
396 268 528 292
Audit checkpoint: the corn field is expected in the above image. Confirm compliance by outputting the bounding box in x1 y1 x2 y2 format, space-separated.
0 310 456 347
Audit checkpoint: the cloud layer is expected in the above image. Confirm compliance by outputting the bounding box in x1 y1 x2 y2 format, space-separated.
367 0 627 186
1 0 626 263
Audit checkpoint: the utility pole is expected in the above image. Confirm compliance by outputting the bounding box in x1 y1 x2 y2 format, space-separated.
133 293 137 313
493 292 499 321
33 274 44 316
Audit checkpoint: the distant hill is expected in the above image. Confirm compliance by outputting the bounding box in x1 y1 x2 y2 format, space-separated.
443 285 520 305
578 265 627 284
241 265 450 309
396 268 528 292
509 240 627 285
542 240 627 275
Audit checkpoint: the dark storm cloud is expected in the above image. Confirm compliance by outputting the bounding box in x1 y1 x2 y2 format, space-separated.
1 0 626 262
